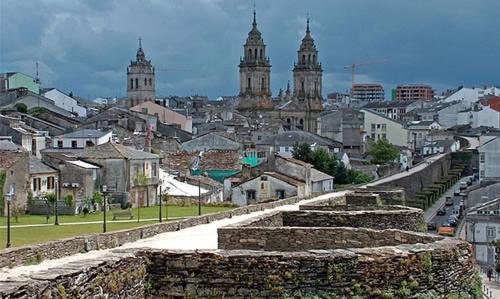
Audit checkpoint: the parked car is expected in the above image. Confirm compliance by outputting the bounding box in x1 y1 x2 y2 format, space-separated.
454 190 461 196
427 222 437 231
438 225 455 236
460 182 467 191
451 209 461 218
437 208 447 216
445 196 454 206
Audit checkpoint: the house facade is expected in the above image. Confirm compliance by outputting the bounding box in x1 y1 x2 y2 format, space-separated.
361 109 409 148
52 129 112 149
465 198 500 266
42 88 87 117
478 136 500 181
131 101 192 133
0 150 29 216
406 120 442 152
29 159 58 199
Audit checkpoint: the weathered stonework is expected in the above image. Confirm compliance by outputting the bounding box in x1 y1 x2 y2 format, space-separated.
142 242 475 298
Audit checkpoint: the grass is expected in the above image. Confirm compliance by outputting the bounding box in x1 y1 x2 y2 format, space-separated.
0 205 232 225
0 205 234 248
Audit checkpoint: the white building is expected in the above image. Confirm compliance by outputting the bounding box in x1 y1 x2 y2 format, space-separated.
442 86 500 108
42 88 87 117
478 136 500 181
361 108 409 148
29 159 58 199
465 198 500 266
52 129 112 149
407 120 442 151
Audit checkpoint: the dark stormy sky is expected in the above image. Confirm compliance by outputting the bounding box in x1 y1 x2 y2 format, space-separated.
1 0 499 100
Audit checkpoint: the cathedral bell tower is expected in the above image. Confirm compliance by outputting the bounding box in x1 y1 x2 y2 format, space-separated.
127 38 155 107
293 18 323 111
238 9 272 110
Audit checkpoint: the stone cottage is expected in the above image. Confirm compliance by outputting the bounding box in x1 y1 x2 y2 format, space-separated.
76 142 160 207
0 149 29 216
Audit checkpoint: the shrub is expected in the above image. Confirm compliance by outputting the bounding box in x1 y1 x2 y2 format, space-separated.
14 102 27 113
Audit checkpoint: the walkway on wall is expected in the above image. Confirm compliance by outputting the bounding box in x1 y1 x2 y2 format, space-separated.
0 191 348 281
368 153 447 186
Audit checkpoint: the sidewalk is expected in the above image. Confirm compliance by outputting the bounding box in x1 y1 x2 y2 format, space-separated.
480 272 500 299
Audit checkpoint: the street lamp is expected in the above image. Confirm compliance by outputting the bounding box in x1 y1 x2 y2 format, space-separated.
158 181 162 223
5 184 14 248
101 185 107 233
198 177 201 216
54 177 59 225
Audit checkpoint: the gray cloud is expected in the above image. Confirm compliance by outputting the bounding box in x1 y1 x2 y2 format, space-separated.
1 0 499 99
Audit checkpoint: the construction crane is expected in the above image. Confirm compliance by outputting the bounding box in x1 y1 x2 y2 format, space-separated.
343 60 388 91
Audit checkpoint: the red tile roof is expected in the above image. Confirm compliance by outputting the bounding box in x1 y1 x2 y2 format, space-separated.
484 96 500 112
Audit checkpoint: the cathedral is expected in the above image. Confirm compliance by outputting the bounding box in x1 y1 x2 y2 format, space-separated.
125 38 156 107
237 11 324 133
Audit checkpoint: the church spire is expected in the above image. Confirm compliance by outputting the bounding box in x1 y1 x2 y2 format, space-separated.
252 3 257 28
138 36 142 49
306 14 310 34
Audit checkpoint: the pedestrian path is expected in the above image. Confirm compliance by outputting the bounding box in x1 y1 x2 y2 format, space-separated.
480 272 500 299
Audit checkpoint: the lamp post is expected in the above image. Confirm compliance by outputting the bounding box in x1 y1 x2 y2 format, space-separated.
198 177 201 216
5 184 14 248
158 181 162 223
101 185 107 233
54 177 59 225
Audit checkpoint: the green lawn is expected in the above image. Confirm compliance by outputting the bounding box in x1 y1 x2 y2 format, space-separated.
0 205 234 248
0 205 233 225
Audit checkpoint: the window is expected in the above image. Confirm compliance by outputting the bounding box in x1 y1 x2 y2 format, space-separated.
257 135 262 141
313 55 316 64
480 153 485 162
259 49 263 59
302 54 305 64
130 78 133 88
246 190 256 200
32 139 37 155
135 78 139 89
261 176 267 181
152 162 157 177
57 140 63 148
382 133 387 139
254 48 257 59
149 78 152 86
480 170 485 177
371 133 375 139
487 227 496 240
71 140 78 148
33 178 41 191
261 77 265 91
144 78 147 86
371 124 376 131
377 124 380 129
308 54 311 64
301 81 305 92
47 176 54 190
247 77 251 89
381 124 387 131
276 190 285 199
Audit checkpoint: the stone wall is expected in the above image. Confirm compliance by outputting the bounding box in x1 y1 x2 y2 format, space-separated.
0 195 308 268
142 241 475 298
218 226 442 251
376 154 452 200
0 249 146 299
282 209 425 231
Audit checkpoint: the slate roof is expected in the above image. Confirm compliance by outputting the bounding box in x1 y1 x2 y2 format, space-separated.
78 142 159 160
263 172 305 186
56 129 110 139
310 168 334 182
256 130 342 147
29 159 57 174
363 100 421 109
0 140 22 151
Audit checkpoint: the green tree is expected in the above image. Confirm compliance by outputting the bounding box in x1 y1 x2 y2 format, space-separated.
366 138 400 165
14 102 28 113
44 192 57 223
63 194 74 207
292 143 313 163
